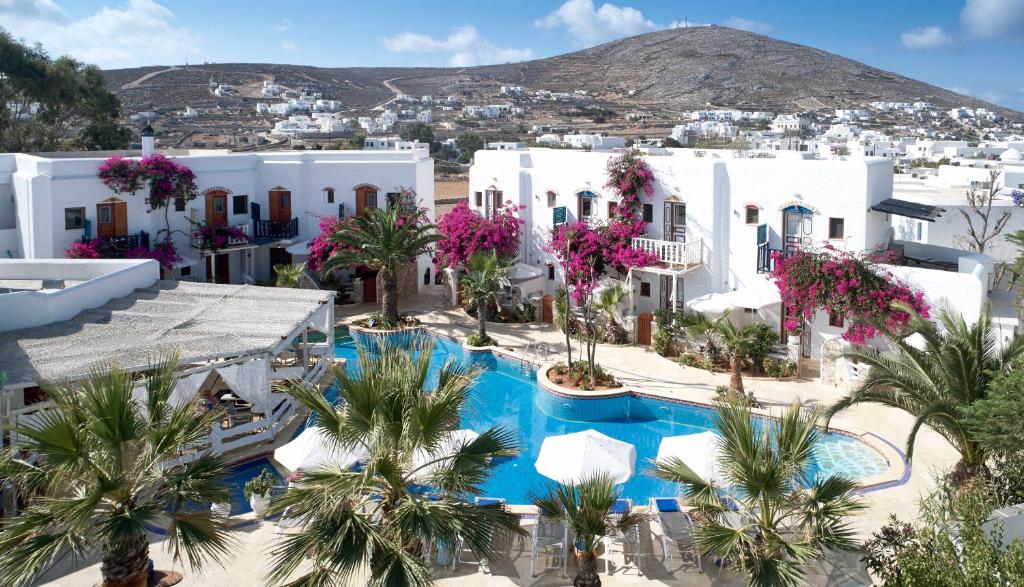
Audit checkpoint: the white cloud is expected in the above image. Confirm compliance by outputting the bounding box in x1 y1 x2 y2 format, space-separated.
535 0 659 46
280 40 296 51
723 16 773 34
962 0 1024 38
0 0 199 68
381 25 532 67
274 18 293 32
900 26 952 49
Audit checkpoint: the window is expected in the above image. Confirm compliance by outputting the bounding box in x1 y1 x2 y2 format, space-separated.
64 207 85 229
828 217 845 239
579 196 594 219
547 264 555 280
174 196 186 212
180 266 192 277
474 191 483 207
828 312 844 328
386 192 401 209
98 206 111 224
640 282 651 297
280 192 291 209
485 189 502 214
547 191 557 207
745 205 759 224
232 195 248 215
365 191 378 209
213 197 225 213
916 222 923 241
642 203 653 223
325 188 335 204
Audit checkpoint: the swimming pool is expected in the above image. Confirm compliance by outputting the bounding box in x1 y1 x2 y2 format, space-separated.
333 329 891 504
225 457 285 516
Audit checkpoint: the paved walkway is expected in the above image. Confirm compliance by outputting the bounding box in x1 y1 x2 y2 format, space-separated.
38 286 958 586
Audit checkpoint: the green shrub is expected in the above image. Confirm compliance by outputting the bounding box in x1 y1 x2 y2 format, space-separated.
739 323 778 373
466 333 497 347
548 361 619 390
243 467 276 500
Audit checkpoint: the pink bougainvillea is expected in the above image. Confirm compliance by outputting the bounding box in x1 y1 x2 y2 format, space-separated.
66 237 181 271
192 222 249 251
96 154 198 212
123 238 182 271
306 214 354 274
769 243 930 344
434 200 524 269
65 239 102 259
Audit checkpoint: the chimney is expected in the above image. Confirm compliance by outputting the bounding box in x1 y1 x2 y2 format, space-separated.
141 123 156 157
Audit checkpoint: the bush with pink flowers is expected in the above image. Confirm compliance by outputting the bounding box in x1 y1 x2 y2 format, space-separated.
65 236 181 272
434 200 524 269
307 214 358 274
769 244 930 344
65 239 102 260
192 222 249 252
96 154 198 211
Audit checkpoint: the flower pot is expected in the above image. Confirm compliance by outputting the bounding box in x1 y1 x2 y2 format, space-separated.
250 494 270 517
787 334 800 346
210 502 232 517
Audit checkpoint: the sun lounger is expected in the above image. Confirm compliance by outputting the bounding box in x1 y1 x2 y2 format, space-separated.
530 514 569 578
650 497 702 572
603 498 642 575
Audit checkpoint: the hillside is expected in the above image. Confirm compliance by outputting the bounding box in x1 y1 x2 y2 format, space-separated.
104 25 1019 119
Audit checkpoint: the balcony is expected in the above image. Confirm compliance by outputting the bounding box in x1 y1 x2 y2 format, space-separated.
632 237 703 272
757 242 792 274
254 218 299 241
83 231 150 254
191 222 250 253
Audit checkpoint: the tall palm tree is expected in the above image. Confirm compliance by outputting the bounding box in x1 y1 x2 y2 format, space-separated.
266 338 524 586
273 261 306 288
825 303 1024 476
715 318 750 393
681 310 725 360
321 205 439 323
0 357 234 587
655 400 865 587
595 282 628 343
530 474 648 587
460 250 514 340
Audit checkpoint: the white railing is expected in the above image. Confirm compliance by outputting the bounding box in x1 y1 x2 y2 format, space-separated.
632 237 703 269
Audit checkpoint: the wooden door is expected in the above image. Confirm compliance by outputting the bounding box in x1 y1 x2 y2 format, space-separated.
355 187 378 217
269 247 292 276
96 201 127 238
663 202 686 243
362 274 377 303
205 191 228 225
206 253 230 284
542 294 553 322
637 312 653 346
269 190 291 222
783 206 813 251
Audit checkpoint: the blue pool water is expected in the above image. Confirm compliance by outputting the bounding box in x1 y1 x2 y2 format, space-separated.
332 330 890 504
225 457 285 515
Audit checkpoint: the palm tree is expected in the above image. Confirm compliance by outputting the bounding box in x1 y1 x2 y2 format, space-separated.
715 318 750 393
0 357 234 587
273 261 306 288
460 250 514 340
595 282 628 343
320 205 439 323
825 303 1024 476
681 310 725 360
655 400 865 587
266 338 524 586
530 474 648 587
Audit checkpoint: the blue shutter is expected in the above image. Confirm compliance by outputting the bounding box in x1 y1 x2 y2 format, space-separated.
757 223 767 245
250 202 261 221
553 206 567 226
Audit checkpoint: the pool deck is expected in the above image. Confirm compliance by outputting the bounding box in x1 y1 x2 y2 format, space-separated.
37 286 958 586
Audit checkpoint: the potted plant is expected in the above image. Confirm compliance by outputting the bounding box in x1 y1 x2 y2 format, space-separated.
243 467 276 517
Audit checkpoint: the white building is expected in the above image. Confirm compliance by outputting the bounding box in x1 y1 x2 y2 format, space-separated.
771 114 810 135
467 148 1010 359
0 146 435 289
485 142 525 151
561 134 627 150
416 110 433 123
500 85 524 97
672 121 737 140
261 80 283 97
362 137 428 152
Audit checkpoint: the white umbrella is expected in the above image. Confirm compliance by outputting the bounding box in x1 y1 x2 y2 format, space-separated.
727 283 781 310
687 292 733 315
535 429 636 484
285 240 311 255
411 429 480 479
273 426 368 473
656 431 724 484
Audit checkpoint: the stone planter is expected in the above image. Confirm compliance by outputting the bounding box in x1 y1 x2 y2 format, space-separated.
249 494 271 517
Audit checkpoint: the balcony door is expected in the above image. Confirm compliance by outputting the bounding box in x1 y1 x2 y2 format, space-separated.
663 201 686 243
577 191 597 224
269 189 291 222
96 199 127 239
783 205 814 251
205 190 228 225
355 186 378 217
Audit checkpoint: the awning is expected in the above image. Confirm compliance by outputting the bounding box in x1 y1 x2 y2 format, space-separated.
871 198 945 222
286 240 310 255
174 256 198 269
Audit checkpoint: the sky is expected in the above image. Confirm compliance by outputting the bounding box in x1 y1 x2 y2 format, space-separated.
2 0 1024 111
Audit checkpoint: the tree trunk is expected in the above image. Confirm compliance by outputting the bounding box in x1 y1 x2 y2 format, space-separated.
477 297 488 337
381 269 398 322
101 533 149 587
730 350 744 392
574 550 602 587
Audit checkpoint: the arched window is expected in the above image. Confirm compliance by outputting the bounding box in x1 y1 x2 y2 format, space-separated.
744 205 759 225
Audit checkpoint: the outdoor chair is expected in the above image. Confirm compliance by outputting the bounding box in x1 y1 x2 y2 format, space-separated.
529 514 569 578
650 497 702 571
450 497 506 573
603 498 642 575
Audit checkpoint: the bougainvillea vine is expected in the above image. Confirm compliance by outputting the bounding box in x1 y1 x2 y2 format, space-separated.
434 200 524 269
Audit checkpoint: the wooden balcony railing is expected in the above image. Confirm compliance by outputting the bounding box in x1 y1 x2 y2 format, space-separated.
254 217 299 240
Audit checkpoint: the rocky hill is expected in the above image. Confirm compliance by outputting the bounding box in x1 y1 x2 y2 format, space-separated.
104 25 1019 118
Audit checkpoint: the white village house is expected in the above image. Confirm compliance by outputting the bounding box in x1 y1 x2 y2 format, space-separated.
468 147 1017 362
0 136 436 296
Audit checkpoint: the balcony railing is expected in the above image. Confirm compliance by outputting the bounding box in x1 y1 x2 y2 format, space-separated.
83 231 150 254
254 217 299 241
191 223 250 252
632 237 703 269
757 242 798 274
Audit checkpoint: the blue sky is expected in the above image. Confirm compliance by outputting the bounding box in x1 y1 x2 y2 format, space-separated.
3 0 1024 111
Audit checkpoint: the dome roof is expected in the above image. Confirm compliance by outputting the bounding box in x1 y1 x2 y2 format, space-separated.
1000 148 1022 161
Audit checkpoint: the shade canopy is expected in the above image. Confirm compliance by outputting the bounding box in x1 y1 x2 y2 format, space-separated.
535 429 636 484
273 426 368 473
871 198 945 222
411 429 481 479
510 263 544 282
688 283 780 314
655 431 724 484
285 240 311 255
